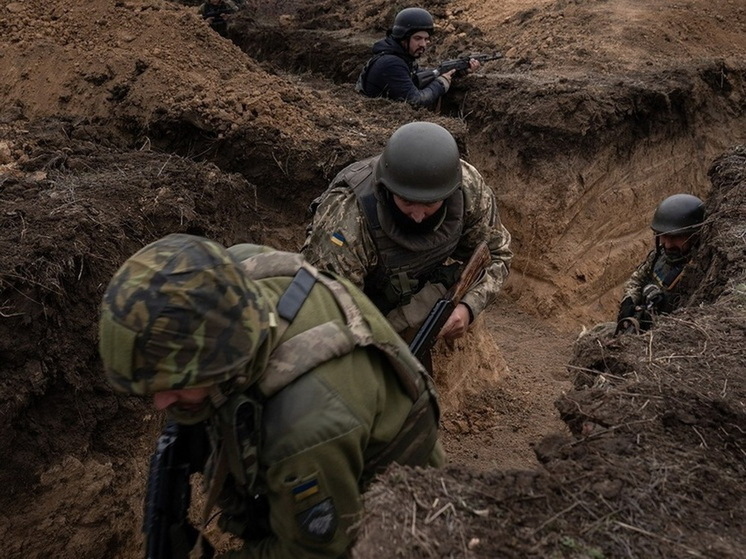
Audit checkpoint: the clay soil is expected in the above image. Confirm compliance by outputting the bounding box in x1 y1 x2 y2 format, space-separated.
1 0 745 557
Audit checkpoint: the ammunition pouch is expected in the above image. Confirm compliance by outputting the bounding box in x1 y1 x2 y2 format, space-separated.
423 262 461 289
382 271 420 307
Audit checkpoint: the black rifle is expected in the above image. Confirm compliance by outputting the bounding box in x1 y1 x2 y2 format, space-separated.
615 284 664 335
144 421 214 559
409 242 491 362
415 53 503 88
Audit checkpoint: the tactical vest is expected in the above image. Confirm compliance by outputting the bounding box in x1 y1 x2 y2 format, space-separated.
338 156 465 313
202 248 441 539
647 250 688 313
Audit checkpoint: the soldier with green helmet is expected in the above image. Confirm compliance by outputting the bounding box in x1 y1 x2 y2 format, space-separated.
301 121 513 351
99 233 444 558
615 193 706 333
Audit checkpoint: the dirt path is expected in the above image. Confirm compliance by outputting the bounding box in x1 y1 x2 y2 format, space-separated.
440 294 575 471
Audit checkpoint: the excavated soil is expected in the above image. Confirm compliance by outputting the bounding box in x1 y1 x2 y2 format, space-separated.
1 0 745 557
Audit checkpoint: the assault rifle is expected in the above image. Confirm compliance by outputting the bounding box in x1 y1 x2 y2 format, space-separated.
415 53 503 88
409 242 491 362
144 421 214 559
615 284 664 335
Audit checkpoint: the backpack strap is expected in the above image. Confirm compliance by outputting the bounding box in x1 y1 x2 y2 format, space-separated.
237 248 440 471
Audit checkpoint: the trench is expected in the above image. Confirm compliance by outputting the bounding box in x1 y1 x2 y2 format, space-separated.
223 20 746 324
3 10 746 559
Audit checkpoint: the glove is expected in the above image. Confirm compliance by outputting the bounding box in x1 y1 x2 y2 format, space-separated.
616 297 637 322
642 284 664 311
169 521 215 559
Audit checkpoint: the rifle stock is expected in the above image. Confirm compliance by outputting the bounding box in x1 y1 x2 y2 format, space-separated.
144 422 213 559
409 242 491 361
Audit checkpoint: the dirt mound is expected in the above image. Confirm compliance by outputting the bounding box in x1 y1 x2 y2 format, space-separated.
353 147 746 558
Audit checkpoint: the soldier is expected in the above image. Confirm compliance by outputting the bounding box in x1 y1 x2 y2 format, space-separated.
615 193 706 333
355 7 480 109
302 121 512 351
98 234 443 558
198 0 239 37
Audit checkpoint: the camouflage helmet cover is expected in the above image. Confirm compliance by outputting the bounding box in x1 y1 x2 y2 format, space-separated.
98 234 269 395
390 7 434 40
651 193 705 235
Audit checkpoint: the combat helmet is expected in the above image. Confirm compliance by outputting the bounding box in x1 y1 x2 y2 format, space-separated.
390 7 434 40
651 194 705 236
375 122 462 203
98 234 270 396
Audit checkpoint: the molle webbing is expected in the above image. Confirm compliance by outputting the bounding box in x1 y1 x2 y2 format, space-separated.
344 166 464 312
237 250 440 467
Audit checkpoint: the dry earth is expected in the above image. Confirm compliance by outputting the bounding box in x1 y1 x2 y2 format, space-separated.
1 0 745 557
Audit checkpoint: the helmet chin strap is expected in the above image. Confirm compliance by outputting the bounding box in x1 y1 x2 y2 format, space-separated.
663 247 688 264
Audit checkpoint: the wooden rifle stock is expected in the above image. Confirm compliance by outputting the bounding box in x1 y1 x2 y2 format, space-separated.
409 242 491 362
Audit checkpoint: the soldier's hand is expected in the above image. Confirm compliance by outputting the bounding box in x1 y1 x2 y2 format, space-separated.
442 69 457 82
468 58 481 72
438 303 471 340
616 297 637 322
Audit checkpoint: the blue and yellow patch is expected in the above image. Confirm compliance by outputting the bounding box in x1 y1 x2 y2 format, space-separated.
330 232 345 247
292 479 320 502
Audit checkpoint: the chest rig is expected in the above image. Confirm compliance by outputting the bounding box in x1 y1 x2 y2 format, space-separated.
340 157 465 313
200 249 441 537
646 249 688 314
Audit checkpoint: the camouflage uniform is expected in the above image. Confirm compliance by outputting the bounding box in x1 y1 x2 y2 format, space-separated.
99 234 444 559
579 245 692 344
621 247 689 313
302 157 512 334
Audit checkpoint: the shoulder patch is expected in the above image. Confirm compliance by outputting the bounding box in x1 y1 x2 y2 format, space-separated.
292 478 320 501
330 232 346 247
296 497 338 542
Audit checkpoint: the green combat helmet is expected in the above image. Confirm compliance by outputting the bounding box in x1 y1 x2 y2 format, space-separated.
651 194 705 236
390 7 434 40
98 234 270 395
375 122 462 204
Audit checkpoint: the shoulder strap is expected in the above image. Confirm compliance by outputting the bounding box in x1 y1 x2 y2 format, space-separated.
356 52 387 93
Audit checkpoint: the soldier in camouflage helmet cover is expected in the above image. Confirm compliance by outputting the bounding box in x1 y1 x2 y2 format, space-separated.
99 233 444 558
302 122 513 349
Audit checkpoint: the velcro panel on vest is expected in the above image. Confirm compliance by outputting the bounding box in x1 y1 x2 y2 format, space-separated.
276 267 317 323
258 321 357 398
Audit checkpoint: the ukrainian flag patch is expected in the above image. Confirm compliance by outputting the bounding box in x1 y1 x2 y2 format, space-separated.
293 479 320 501
330 232 345 247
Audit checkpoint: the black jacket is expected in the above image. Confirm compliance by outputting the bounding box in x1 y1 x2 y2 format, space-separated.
356 37 447 108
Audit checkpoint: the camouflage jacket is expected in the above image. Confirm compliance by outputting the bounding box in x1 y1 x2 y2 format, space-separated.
621 247 689 314
210 244 444 559
302 158 513 332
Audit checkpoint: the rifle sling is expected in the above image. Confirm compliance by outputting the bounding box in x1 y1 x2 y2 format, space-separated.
190 443 229 559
